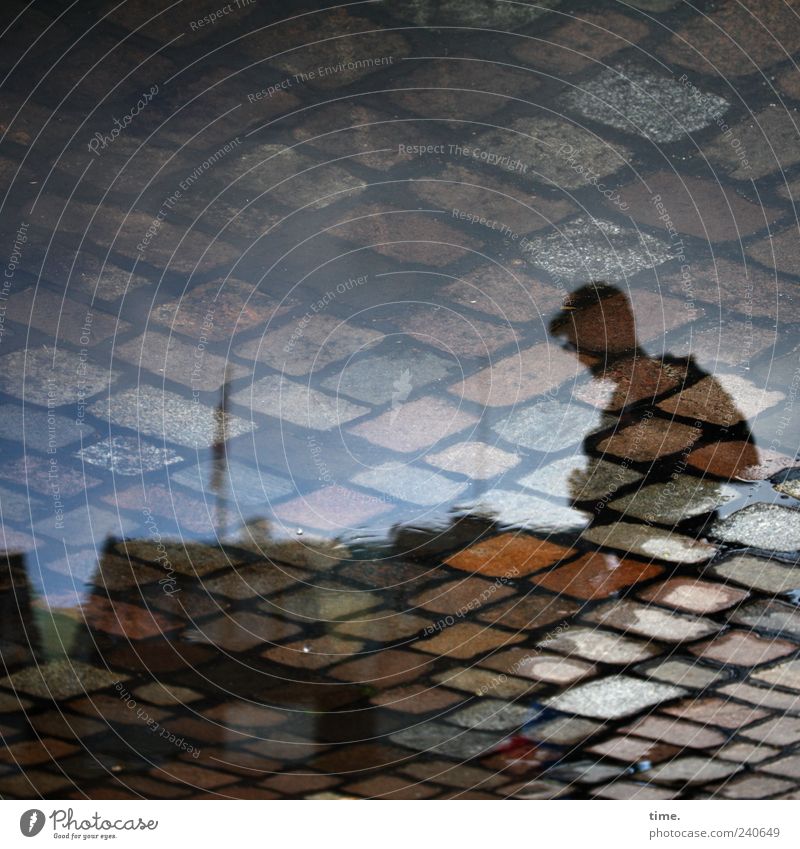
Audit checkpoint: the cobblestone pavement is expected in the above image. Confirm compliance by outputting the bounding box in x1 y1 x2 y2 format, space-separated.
1 0 800 800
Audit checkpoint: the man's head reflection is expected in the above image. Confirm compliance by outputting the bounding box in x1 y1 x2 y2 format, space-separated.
549 281 639 365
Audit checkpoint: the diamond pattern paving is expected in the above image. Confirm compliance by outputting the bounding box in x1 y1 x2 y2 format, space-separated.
2 0 799 803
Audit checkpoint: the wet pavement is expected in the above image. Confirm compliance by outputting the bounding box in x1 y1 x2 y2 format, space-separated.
0 0 799 800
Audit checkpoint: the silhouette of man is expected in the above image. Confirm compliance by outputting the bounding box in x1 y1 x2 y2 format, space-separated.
549 282 759 516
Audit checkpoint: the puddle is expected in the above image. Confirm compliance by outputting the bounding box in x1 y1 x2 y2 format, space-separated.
0 0 799 800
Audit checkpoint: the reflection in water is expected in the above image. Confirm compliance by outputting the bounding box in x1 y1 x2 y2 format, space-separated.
1 0 800 802
550 282 758 523
0 281 796 798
